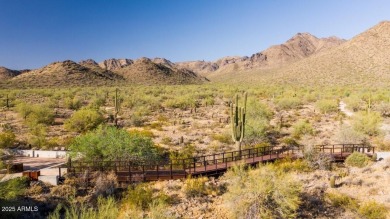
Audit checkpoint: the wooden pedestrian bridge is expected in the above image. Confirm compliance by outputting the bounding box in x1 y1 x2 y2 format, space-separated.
67 144 375 183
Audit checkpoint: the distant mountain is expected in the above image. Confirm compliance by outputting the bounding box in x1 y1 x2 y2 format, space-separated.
2 21 389 88
0 57 207 88
176 33 345 75
4 60 123 88
98 58 133 71
268 21 390 86
0 67 21 80
116 57 206 85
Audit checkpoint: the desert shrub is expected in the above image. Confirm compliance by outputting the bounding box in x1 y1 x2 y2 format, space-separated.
28 124 48 148
15 102 34 119
50 184 76 198
16 103 54 127
325 192 358 209
245 100 273 143
164 95 197 110
303 144 334 170
281 137 299 147
92 171 118 197
201 96 215 106
169 144 196 165
352 111 382 136
147 200 175 219
123 183 153 210
337 124 366 144
64 96 82 110
0 130 16 148
211 133 233 144
182 176 209 197
275 97 303 110
316 99 339 114
128 129 155 138
0 177 29 200
48 196 118 219
345 152 371 168
64 108 104 133
222 164 302 219
69 126 160 162
358 201 388 219
374 102 390 117
274 158 312 173
292 120 314 139
344 96 365 112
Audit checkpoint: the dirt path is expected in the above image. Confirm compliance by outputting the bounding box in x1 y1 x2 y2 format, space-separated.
339 101 390 141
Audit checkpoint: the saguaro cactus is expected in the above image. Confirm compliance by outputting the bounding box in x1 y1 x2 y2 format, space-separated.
6 94 9 109
114 88 121 126
230 92 247 152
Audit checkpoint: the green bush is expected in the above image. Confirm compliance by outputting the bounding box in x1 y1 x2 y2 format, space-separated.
358 201 388 219
276 97 303 110
124 184 153 210
28 124 48 148
274 158 312 173
64 108 104 133
344 96 365 112
325 192 358 209
182 177 209 197
222 164 302 219
352 111 382 136
0 130 16 148
0 177 29 200
48 196 118 219
316 99 339 114
16 103 54 126
15 102 33 119
292 120 314 139
345 152 371 168
64 96 82 110
69 126 160 162
211 133 233 144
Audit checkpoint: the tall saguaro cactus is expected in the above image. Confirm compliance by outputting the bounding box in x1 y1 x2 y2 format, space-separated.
230 92 247 152
114 88 121 127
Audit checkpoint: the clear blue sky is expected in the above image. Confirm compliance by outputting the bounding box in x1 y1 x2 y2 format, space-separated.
0 0 389 70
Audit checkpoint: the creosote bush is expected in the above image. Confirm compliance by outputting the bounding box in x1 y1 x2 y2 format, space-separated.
316 99 339 114
345 152 371 168
352 111 382 136
358 201 388 219
222 163 302 219
48 196 119 219
275 97 303 110
182 176 209 197
292 120 314 139
0 130 16 148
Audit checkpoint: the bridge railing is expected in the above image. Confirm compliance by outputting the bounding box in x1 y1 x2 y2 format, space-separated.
67 143 374 181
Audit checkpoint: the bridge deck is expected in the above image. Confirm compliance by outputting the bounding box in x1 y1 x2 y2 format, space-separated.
67 144 374 183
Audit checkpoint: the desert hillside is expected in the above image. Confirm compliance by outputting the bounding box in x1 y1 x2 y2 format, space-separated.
0 66 21 80
268 21 390 86
176 33 345 76
208 21 390 87
0 58 207 88
2 60 123 88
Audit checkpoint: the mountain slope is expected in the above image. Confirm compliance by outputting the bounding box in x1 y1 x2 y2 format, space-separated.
176 33 345 76
117 58 206 85
4 60 123 88
268 21 390 86
0 67 21 80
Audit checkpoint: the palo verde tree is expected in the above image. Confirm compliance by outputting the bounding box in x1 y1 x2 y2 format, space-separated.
230 92 247 152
